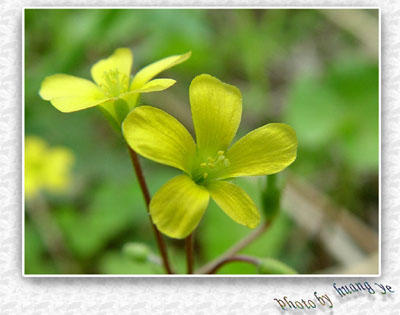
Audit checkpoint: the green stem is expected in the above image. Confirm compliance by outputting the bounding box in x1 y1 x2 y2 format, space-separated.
128 146 174 274
206 255 259 274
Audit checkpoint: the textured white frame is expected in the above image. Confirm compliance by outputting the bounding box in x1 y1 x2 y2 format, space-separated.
3 2 396 313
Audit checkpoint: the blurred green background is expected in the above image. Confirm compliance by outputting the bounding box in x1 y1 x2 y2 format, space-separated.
24 9 379 274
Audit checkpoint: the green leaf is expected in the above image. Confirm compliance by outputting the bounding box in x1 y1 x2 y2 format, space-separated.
285 56 378 172
258 257 297 274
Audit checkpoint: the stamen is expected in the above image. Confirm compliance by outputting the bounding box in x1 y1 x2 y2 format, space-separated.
196 150 231 182
100 69 129 98
216 155 225 163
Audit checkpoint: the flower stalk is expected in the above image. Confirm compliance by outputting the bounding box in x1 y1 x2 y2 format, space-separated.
195 222 270 274
128 147 173 274
185 233 194 274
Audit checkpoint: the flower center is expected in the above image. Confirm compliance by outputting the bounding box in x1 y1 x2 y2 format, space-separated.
99 69 130 98
192 150 230 184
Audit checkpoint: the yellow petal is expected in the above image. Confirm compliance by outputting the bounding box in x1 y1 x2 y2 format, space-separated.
206 180 260 228
43 147 75 192
24 136 75 199
91 48 133 87
39 74 107 112
218 123 298 179
130 51 191 90
130 78 176 93
118 79 176 113
24 136 47 199
189 74 242 156
122 106 196 173
150 175 210 239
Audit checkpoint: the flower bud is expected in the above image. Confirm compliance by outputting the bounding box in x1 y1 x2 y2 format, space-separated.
122 242 151 263
261 174 282 221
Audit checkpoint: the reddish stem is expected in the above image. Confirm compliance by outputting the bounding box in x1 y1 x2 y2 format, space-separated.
207 255 259 274
185 233 194 274
196 222 269 274
128 147 173 274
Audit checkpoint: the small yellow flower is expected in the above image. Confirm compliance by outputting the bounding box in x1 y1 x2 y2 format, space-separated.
25 136 75 199
39 48 191 127
123 74 298 239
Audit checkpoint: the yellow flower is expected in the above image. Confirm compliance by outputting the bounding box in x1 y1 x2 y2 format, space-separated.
39 48 191 127
122 74 298 239
25 136 75 199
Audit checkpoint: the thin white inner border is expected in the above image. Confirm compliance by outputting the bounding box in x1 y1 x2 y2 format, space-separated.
21 6 381 278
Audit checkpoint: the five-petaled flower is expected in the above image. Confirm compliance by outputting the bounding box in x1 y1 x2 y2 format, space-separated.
123 74 298 239
25 136 75 199
39 48 191 128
